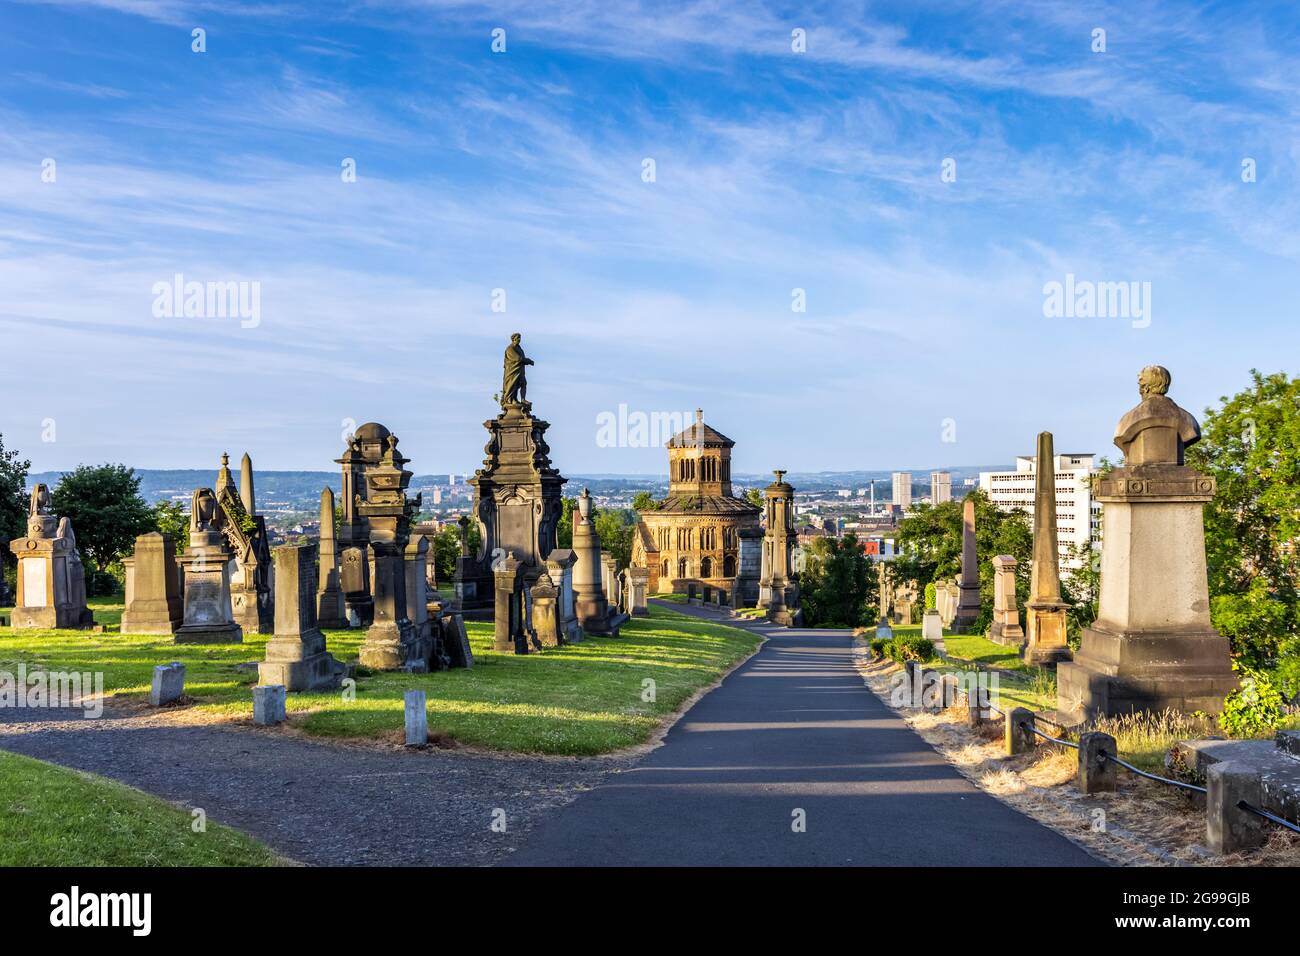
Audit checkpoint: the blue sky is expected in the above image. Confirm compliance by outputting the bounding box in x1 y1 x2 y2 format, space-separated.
2 1 1299 479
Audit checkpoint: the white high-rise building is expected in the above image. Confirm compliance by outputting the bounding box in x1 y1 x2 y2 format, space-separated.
930 471 952 504
979 453 1101 575
891 472 912 510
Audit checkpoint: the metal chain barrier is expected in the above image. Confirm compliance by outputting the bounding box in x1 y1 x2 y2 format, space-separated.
1021 720 1080 750
1099 751 1207 794
1237 800 1300 835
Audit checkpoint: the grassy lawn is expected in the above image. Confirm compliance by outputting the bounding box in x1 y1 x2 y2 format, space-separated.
0 751 283 866
0 603 761 756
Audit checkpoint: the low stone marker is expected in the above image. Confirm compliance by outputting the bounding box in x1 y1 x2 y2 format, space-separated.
252 684 286 726
404 689 428 747
1006 707 1035 756
1207 760 1267 854
965 683 985 727
149 662 185 706
1077 731 1117 794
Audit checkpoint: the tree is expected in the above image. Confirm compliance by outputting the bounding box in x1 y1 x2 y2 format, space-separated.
594 508 635 568
631 491 658 512
801 533 877 627
0 434 30 571
49 464 155 579
430 524 462 586
151 500 189 553
557 497 576 549
744 488 763 509
1186 369 1300 667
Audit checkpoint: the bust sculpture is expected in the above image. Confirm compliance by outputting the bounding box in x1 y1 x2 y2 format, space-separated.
1113 365 1200 466
501 332 534 407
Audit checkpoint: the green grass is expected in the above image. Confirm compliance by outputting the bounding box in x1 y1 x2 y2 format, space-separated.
0 751 283 866
0 604 762 756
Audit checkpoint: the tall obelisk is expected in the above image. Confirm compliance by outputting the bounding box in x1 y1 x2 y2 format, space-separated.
952 495 981 633
1023 431 1072 665
317 486 348 629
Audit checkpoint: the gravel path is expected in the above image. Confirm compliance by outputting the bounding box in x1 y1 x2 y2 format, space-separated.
0 705 625 866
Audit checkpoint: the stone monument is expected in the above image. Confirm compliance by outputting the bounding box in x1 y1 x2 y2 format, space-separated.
757 470 803 626
571 488 620 635
316 486 348 628
175 487 242 644
336 425 396 627
121 532 183 634
5 485 94 629
986 555 1025 646
456 334 567 618
356 434 429 670
952 496 981 633
258 541 345 691
627 566 650 616
214 453 274 635
733 525 763 607
544 548 582 641
1058 366 1238 722
1023 431 1073 665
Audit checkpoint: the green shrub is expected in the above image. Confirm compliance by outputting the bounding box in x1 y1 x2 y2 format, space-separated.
869 637 890 659
924 582 937 611
887 635 935 663
1219 664 1285 737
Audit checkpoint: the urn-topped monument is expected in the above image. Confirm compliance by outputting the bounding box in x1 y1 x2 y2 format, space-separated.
455 334 566 617
1057 366 1238 722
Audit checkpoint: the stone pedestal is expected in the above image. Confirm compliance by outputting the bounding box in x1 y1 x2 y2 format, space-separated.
1057 366 1237 722
458 398 567 616
921 609 943 643
5 487 94 630
258 542 344 692
405 534 432 647
733 526 763 607
1024 603 1070 665
176 489 242 644
121 532 183 634
986 554 1024 647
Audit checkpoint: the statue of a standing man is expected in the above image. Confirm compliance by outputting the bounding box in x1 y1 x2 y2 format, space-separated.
501 333 534 407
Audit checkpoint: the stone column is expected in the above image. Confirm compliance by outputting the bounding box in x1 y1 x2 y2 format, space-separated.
572 488 616 635
404 534 431 645
1024 431 1072 665
259 541 344 691
545 549 581 642
986 555 1024 646
121 532 183 634
1057 366 1238 722
316 486 348 628
952 496 981 633
493 554 525 652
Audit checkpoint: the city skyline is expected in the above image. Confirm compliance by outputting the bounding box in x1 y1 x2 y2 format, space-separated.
3 1 1298 474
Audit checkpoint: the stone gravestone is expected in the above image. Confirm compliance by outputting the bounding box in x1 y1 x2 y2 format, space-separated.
493 553 528 653
530 570 563 647
952 496 981 633
456 334 567 617
149 662 185 706
316 486 349 629
356 435 429 671
258 542 345 692
176 488 243 644
986 555 1025 647
1058 366 1238 722
5 485 94 629
627 566 650 616
1023 431 1073 665
121 532 183 634
544 548 582 642
405 534 432 649
572 489 619 635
